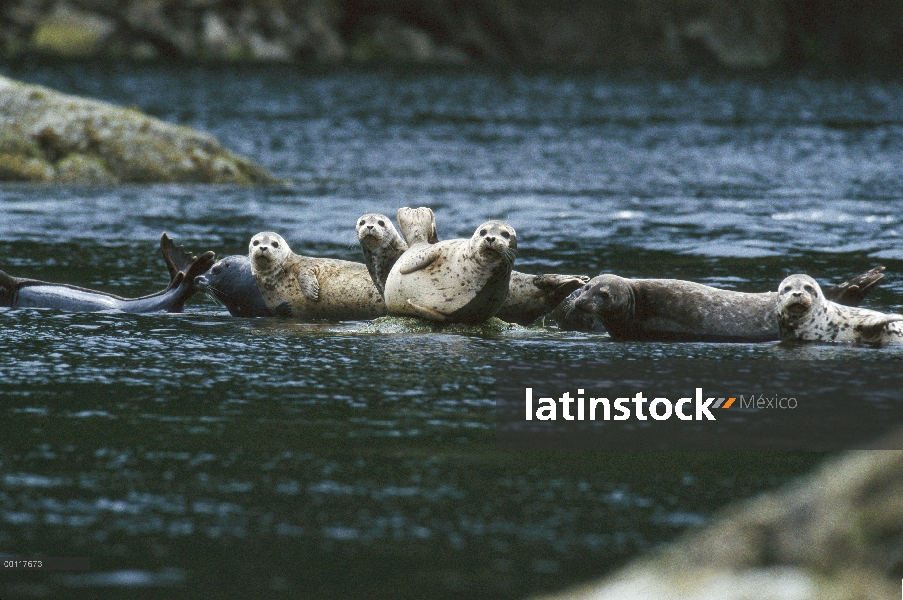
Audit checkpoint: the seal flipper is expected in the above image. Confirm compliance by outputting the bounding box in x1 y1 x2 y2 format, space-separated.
533 274 590 293
161 233 204 281
825 266 885 307
397 245 443 275
406 299 448 322
856 313 903 343
0 270 21 307
297 268 320 301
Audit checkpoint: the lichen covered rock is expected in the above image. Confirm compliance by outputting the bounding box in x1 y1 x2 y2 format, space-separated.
0 75 277 184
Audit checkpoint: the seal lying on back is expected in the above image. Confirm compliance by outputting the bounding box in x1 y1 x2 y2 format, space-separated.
0 233 214 313
572 269 888 342
777 274 903 344
356 213 408 295
384 220 516 324
194 254 274 317
394 207 587 325
249 231 385 320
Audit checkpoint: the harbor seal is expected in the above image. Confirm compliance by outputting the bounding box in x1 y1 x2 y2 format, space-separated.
383 220 516 324
249 231 385 320
777 274 903 344
394 206 588 325
194 254 274 318
0 233 214 313
571 268 888 342
356 213 408 295
558 267 886 333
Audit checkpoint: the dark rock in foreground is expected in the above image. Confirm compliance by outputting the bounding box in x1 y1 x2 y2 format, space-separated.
0 75 277 185
539 447 903 599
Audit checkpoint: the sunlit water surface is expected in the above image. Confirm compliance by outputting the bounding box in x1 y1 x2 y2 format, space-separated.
1 61 902 599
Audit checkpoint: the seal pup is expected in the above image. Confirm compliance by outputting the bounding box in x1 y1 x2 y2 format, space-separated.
194 255 274 318
777 274 903 343
384 220 516 324
249 231 385 320
395 207 587 325
558 267 887 333
356 213 408 295
0 233 214 313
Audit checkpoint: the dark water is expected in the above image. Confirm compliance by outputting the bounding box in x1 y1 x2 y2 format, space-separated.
1 61 903 599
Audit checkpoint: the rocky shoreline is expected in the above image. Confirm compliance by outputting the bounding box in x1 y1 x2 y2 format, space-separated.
0 74 276 184
1 0 902 69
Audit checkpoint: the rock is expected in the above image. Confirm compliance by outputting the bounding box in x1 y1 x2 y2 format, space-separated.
359 316 520 335
537 447 903 600
31 2 116 57
0 75 278 184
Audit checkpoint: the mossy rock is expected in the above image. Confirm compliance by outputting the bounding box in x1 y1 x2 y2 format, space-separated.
358 316 521 335
0 75 278 185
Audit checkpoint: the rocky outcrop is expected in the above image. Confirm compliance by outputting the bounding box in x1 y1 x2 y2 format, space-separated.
538 446 903 600
2 0 902 68
0 75 276 184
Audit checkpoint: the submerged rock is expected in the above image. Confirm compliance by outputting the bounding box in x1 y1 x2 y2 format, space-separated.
359 316 520 335
539 447 903 600
0 75 277 184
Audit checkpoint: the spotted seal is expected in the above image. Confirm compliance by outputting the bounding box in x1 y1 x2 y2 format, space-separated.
249 231 385 320
356 213 408 295
0 233 214 313
571 268 887 342
778 274 903 344
383 220 516 324
395 207 587 325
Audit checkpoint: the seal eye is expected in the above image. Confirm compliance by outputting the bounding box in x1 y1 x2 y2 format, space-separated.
253 240 259 247
378 220 385 227
782 286 792 294
272 241 279 248
212 266 221 275
501 231 510 239
598 291 610 301
359 220 365 227
803 285 814 294
480 229 487 236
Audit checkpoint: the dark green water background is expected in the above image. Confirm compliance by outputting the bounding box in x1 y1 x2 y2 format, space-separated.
1 62 902 599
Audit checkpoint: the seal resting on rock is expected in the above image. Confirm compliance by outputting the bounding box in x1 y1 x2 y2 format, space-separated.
394 207 587 325
384 220 516 324
249 231 385 320
777 274 903 344
0 233 214 313
572 268 888 342
356 213 408 295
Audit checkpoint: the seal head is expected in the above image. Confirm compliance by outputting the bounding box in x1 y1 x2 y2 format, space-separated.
573 275 636 335
356 213 407 295
194 255 274 317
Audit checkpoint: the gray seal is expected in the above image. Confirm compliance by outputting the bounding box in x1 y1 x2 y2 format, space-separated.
356 213 408 295
778 274 903 344
384 220 516 324
194 254 274 318
558 267 886 333
572 268 887 342
249 231 385 320
395 206 587 325
0 233 214 313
